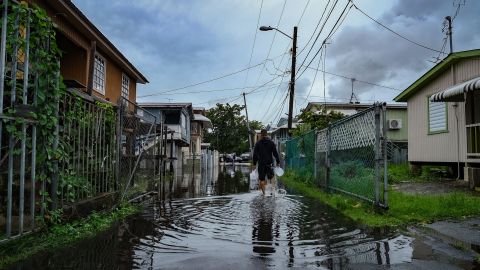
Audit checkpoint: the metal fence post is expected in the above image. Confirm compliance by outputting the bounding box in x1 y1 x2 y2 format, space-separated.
382 103 389 208
0 0 8 164
374 102 381 205
19 9 31 233
6 12 20 236
51 70 61 211
314 130 317 184
326 125 331 191
115 101 123 191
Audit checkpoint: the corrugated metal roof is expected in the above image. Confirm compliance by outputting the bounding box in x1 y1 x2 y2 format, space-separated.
430 76 480 102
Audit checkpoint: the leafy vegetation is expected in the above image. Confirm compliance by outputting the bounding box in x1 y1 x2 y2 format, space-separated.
0 203 140 268
291 107 345 137
281 170 480 227
204 103 263 154
388 163 451 183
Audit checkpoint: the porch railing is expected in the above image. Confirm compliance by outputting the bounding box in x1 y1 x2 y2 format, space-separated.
467 123 480 159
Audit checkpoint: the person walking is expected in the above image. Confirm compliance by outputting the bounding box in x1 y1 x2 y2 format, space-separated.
252 129 281 196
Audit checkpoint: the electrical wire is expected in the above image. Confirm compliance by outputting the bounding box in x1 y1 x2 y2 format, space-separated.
299 46 324 106
252 0 289 110
301 65 401 91
296 0 311 26
297 0 332 56
350 0 446 54
151 83 283 96
297 0 339 65
241 0 264 92
138 52 287 98
296 1 352 80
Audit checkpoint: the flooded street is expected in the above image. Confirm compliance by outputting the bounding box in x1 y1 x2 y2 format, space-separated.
9 166 477 269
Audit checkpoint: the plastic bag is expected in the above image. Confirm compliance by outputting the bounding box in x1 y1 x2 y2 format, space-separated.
249 169 258 190
250 169 258 181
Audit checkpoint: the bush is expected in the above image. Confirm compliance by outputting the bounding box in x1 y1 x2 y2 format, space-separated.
388 163 413 183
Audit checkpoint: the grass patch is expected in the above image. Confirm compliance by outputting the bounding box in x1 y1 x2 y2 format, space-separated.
0 203 140 268
388 163 452 184
281 171 480 227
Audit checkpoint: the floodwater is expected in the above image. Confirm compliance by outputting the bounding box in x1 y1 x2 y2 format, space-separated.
7 165 477 269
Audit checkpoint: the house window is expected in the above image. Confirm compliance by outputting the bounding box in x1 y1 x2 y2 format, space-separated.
93 54 106 94
121 74 130 100
428 98 448 134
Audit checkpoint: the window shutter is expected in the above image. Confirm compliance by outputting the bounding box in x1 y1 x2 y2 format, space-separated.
428 99 447 133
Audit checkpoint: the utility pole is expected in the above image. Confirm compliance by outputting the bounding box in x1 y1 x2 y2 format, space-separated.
445 16 453 54
242 92 253 154
287 26 298 133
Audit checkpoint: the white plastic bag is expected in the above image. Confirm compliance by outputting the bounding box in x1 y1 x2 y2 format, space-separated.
249 169 258 190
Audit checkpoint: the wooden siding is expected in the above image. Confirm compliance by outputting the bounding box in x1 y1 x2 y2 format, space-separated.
406 58 480 163
57 33 88 86
32 0 141 105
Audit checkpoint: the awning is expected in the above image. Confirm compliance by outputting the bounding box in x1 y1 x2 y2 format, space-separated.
193 114 213 128
430 76 480 102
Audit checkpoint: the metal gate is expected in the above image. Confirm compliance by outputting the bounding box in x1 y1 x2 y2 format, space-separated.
0 1 57 240
321 103 388 207
118 98 162 201
287 103 388 208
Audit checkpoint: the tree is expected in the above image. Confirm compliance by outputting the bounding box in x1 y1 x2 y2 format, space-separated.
204 103 263 154
291 107 345 137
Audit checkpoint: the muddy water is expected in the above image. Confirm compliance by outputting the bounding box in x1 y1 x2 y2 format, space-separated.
8 166 477 269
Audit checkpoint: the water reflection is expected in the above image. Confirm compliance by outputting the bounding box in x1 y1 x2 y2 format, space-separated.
7 164 477 270
251 196 278 256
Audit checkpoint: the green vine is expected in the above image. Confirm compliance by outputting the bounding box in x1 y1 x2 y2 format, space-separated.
3 2 118 215
4 3 65 209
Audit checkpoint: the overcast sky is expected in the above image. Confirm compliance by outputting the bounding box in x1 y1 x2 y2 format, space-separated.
73 0 479 125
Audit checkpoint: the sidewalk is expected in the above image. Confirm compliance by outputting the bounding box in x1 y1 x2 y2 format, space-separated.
420 218 480 254
393 179 480 257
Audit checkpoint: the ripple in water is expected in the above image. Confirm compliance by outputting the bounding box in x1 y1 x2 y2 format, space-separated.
128 193 412 269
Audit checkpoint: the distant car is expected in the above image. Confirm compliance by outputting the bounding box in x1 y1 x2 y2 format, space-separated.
240 153 251 162
235 156 242 162
222 154 235 162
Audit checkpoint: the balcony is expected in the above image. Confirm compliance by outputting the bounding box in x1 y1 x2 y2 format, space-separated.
166 124 189 144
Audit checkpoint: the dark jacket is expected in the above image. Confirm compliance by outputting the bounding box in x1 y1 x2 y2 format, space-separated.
253 137 280 166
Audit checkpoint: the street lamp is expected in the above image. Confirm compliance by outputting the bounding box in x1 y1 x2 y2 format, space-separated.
259 25 297 134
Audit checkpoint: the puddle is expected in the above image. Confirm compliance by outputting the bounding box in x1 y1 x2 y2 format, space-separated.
7 165 477 269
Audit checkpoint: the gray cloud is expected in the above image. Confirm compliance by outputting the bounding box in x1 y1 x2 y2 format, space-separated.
72 0 479 122
325 0 480 102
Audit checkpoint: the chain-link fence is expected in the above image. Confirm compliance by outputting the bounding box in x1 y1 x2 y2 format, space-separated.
286 103 388 208
118 98 162 201
285 130 316 180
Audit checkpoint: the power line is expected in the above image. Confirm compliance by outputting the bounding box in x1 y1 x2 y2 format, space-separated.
259 53 291 121
300 46 324 106
138 52 286 98
193 83 279 107
301 65 401 91
138 63 263 98
296 1 352 80
296 0 311 26
263 86 289 123
297 0 339 63
350 0 446 54
252 0 289 109
151 83 283 96
271 93 289 125
241 0 265 91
